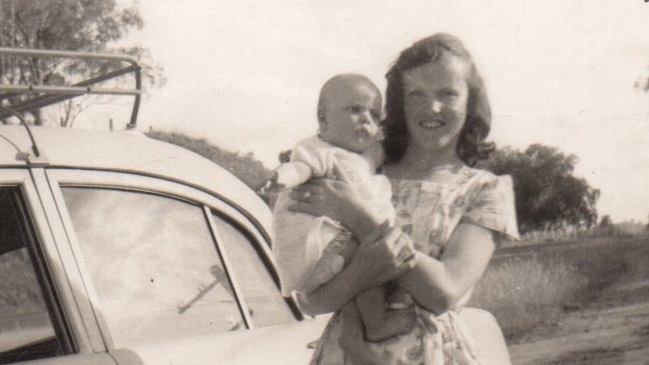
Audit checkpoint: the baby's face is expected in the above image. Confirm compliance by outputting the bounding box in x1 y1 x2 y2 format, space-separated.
319 82 383 153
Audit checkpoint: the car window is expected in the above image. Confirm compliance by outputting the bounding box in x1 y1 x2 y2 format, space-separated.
0 187 62 363
211 212 295 327
61 187 245 348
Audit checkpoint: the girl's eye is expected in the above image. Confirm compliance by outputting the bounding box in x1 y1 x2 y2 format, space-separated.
405 91 427 103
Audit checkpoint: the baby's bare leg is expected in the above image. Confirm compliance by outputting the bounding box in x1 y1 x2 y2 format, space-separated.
356 286 416 342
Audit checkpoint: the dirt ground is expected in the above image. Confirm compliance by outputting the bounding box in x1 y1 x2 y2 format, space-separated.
509 301 649 364
507 254 649 365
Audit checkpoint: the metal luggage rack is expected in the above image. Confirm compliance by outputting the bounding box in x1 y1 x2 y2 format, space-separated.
0 47 142 129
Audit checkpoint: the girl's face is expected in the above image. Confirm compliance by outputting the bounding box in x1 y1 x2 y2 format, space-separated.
402 53 469 156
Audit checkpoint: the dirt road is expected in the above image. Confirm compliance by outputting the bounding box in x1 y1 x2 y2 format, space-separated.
509 300 649 364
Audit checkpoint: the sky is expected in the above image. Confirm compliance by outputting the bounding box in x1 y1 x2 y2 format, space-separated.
96 0 649 223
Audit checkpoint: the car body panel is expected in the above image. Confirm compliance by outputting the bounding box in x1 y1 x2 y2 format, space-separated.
133 316 329 365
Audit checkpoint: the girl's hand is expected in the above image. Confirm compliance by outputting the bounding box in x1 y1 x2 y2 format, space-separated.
288 162 383 238
350 224 418 289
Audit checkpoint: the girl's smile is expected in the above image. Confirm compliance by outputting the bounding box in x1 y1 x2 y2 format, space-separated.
418 119 445 129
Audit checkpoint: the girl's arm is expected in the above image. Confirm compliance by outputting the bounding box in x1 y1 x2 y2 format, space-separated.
397 223 496 314
297 220 495 315
296 224 416 316
289 162 496 315
296 221 494 316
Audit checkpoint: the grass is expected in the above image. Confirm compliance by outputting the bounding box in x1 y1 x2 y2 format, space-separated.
470 254 586 338
469 235 649 341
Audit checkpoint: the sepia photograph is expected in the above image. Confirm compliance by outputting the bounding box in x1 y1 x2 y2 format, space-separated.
1 1 649 364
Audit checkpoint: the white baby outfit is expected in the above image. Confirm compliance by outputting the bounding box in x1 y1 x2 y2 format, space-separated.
272 136 395 297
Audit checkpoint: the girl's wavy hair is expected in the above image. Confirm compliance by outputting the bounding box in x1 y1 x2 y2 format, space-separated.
383 33 494 166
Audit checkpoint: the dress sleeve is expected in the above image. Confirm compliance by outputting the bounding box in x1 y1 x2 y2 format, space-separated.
461 175 519 242
290 138 327 177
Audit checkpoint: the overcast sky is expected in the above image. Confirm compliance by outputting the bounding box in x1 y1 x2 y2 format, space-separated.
99 0 649 223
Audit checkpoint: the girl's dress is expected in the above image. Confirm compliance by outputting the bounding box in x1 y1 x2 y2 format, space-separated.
309 166 519 365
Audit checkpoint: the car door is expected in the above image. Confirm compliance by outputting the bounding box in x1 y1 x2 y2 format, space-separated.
44 168 327 365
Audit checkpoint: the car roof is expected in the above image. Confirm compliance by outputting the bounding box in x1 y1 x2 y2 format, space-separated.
0 125 272 235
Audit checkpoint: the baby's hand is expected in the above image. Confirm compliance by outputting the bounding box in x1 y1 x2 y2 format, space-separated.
256 173 285 203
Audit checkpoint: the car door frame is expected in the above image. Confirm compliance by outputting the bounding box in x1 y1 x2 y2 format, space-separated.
0 167 104 361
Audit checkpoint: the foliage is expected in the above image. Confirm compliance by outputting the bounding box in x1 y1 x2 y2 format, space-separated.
0 0 165 126
146 130 272 191
599 215 612 227
478 144 600 233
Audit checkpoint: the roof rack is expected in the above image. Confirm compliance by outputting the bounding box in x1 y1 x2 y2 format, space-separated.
0 47 142 129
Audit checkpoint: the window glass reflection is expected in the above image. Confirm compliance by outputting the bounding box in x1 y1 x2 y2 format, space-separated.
211 213 295 327
62 187 244 348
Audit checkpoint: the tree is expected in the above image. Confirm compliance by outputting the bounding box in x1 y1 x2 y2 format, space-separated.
0 0 164 126
599 215 612 227
479 144 600 233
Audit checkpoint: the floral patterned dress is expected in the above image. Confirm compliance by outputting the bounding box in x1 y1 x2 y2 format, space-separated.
309 166 519 365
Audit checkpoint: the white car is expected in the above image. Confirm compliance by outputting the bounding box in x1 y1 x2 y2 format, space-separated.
0 48 327 365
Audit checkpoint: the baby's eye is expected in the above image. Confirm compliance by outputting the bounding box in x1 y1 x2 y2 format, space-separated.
405 90 425 100
439 89 459 98
347 105 362 113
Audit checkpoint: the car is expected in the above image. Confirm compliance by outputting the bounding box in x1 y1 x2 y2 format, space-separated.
0 48 328 364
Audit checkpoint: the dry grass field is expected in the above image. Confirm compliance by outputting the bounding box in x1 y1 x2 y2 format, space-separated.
471 234 649 364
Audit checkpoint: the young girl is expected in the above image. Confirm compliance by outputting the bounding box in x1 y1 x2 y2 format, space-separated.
263 73 416 342
291 33 519 364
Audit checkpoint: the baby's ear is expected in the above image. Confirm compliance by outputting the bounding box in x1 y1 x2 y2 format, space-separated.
317 108 327 125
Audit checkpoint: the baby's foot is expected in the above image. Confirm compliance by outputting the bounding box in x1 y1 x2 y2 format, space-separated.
364 310 416 342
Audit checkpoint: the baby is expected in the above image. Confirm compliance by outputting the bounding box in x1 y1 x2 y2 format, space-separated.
262 74 413 341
